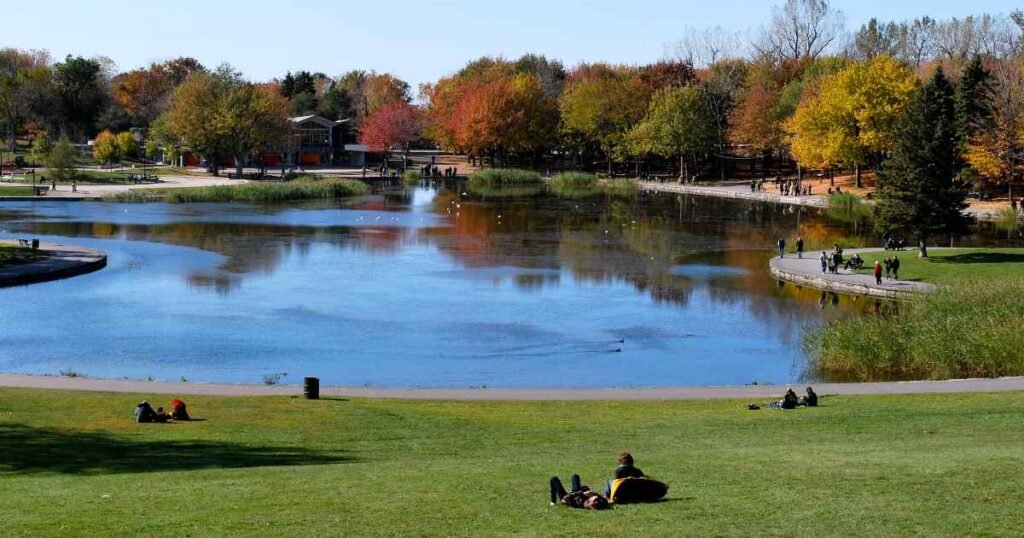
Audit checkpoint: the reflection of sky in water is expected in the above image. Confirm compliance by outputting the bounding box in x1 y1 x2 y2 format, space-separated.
0 189 1018 387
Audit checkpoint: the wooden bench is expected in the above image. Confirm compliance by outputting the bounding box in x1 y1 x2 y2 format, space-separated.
33 185 50 196
17 239 39 249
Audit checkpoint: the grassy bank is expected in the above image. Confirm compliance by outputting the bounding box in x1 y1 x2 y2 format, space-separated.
805 276 1024 381
0 186 37 196
103 176 369 204
0 245 40 265
852 248 1024 283
3 388 1024 536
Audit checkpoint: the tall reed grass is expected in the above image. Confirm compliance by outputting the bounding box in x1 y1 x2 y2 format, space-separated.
804 277 1024 381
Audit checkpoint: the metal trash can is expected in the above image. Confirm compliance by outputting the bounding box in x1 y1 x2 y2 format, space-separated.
303 377 320 400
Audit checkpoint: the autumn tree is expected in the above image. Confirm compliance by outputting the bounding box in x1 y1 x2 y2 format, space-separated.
559 67 650 173
92 129 121 164
338 71 410 120
964 58 1024 198
787 56 918 186
358 100 424 165
158 66 291 176
0 48 50 149
874 69 968 257
629 86 717 179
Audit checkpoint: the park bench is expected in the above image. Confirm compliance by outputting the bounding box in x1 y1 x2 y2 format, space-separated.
33 185 50 196
17 239 39 250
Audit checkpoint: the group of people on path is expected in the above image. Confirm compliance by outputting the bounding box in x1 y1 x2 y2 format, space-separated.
777 236 806 259
872 256 901 284
419 165 457 179
754 177 812 197
550 452 650 510
134 399 190 423
818 244 847 275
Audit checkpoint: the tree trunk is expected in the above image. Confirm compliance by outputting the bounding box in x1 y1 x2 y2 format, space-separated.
678 154 684 180
235 155 244 179
855 164 862 189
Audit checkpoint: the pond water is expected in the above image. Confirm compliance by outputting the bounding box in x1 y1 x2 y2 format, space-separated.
0 184 1018 387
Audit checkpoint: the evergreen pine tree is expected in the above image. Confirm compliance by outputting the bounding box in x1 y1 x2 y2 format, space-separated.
954 56 995 157
874 68 969 257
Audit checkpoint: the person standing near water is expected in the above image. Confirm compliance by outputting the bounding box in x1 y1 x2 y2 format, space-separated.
819 252 828 273
892 255 900 280
873 261 883 285
777 238 786 259
795 236 804 259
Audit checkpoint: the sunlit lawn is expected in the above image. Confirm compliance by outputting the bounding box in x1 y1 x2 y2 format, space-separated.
854 248 1024 283
3 388 1024 536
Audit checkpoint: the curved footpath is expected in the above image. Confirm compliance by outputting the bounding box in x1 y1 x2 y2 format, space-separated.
1 373 1023 400
0 241 107 287
637 180 827 208
770 248 935 299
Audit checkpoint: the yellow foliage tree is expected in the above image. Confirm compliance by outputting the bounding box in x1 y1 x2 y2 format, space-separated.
787 56 919 186
92 130 120 164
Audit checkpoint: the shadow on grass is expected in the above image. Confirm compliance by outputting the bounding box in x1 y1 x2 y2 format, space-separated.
0 423 356 476
931 252 1024 265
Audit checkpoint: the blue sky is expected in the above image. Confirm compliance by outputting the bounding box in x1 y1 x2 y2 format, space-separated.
3 0 1019 88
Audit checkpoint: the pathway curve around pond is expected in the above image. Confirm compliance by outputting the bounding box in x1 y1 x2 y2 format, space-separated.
2 373 1023 400
0 241 107 287
770 248 936 299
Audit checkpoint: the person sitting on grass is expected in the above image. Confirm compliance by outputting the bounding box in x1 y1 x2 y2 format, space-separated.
780 387 799 410
614 452 645 479
550 474 610 510
605 452 646 496
134 400 156 423
154 407 170 423
170 399 190 421
800 387 818 407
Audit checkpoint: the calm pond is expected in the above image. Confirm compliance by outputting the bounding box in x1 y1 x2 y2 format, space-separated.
0 183 1018 387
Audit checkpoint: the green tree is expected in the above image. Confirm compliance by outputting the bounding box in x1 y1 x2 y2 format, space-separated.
50 55 106 139
874 69 968 257
116 131 137 160
629 87 716 179
158 66 291 176
954 56 995 158
45 137 77 180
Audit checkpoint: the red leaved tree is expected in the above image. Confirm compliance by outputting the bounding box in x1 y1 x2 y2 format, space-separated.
358 100 424 165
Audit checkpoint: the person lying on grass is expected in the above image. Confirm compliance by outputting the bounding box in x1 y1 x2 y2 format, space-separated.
550 474 610 510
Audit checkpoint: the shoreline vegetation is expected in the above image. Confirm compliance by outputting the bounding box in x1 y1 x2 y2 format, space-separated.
804 248 1024 381
102 175 369 203
3 388 1024 535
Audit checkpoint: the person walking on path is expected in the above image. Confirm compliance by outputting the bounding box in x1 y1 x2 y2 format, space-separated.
777 238 786 259
795 237 805 259
892 255 900 280
873 261 883 285
819 251 828 273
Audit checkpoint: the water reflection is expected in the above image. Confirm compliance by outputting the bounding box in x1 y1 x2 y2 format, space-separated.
0 185 1018 387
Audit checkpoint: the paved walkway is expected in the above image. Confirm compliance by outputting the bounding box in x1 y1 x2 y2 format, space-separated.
2 373 1022 400
637 180 828 208
0 241 107 287
770 248 934 298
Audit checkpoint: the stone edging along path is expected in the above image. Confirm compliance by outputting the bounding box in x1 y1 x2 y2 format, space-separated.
0 240 107 287
637 180 828 208
770 248 935 299
3 373 1024 401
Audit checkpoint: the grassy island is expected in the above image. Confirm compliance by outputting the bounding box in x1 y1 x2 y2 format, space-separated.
103 176 369 203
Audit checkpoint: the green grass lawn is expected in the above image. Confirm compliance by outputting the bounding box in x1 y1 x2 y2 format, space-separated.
854 248 1024 284
0 245 40 265
3 388 1024 536
0 185 38 196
